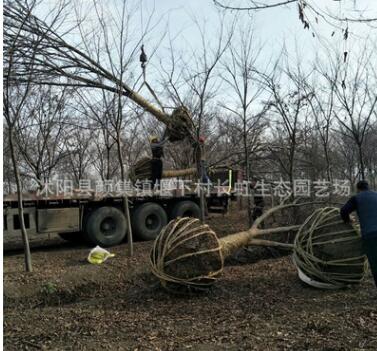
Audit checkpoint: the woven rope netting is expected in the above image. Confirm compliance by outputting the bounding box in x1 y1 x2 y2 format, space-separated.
150 217 224 293
150 203 301 293
166 107 196 143
129 106 196 183
151 205 368 293
293 207 367 288
130 157 151 182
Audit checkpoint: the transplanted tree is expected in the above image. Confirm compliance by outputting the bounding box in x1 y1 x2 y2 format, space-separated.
4 0 172 256
3 0 181 131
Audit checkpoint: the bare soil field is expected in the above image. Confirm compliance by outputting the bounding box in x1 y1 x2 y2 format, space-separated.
3 208 377 350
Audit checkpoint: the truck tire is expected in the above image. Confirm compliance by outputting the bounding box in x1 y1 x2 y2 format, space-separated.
170 200 201 219
84 207 127 247
58 232 84 243
132 203 167 241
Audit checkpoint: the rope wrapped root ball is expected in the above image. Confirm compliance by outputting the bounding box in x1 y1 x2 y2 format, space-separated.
130 157 152 182
150 217 224 293
150 203 342 293
150 202 307 293
293 207 367 289
166 106 195 142
130 157 197 183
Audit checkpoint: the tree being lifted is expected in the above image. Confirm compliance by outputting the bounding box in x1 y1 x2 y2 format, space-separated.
3 1 196 144
150 205 367 293
4 0 207 187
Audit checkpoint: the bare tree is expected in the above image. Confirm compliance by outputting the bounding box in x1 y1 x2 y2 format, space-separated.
158 14 235 220
363 123 377 188
220 24 269 226
322 45 377 180
303 68 336 181
63 128 95 186
159 15 234 145
259 58 313 190
3 0 40 272
14 86 72 188
213 1 377 24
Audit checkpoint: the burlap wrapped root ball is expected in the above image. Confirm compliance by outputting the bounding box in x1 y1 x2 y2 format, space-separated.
150 217 224 293
293 207 367 289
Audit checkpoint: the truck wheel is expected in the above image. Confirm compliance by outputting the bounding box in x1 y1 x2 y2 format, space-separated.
132 203 167 241
84 207 127 247
170 200 201 219
58 232 84 243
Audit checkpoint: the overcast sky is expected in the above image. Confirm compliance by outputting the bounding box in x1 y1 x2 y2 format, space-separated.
38 0 377 109
128 0 377 104
142 0 377 61
41 0 377 61
39 0 377 73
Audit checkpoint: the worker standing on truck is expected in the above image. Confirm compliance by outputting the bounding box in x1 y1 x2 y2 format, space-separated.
149 135 167 188
340 180 377 288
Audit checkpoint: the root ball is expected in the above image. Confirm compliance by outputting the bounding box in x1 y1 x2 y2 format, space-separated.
293 207 367 288
150 217 224 293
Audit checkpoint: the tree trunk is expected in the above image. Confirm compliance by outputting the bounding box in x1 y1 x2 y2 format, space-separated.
106 144 111 180
243 113 252 228
9 128 32 272
116 135 125 181
357 142 366 179
195 144 206 223
324 147 332 182
116 133 133 257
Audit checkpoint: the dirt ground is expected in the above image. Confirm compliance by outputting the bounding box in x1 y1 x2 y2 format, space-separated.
3 207 377 351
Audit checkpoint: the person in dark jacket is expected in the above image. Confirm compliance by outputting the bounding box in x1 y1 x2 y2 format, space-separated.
149 135 168 188
250 178 265 222
340 180 377 288
198 136 211 184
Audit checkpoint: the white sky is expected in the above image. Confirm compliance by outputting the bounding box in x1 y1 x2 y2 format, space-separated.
143 0 377 62
134 0 377 107
42 0 377 64
38 0 377 110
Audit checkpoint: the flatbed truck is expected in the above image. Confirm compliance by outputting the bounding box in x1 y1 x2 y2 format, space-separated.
3 174 235 247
